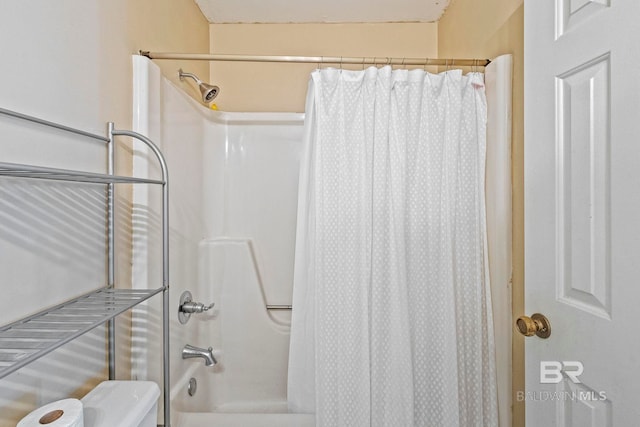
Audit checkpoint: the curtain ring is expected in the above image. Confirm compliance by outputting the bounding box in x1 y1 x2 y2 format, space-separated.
340 57 343 70
424 58 428 71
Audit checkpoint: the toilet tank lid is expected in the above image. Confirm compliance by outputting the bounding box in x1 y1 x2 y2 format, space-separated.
81 381 160 427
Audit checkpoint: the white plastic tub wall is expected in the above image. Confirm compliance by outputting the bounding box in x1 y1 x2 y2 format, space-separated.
131 54 513 427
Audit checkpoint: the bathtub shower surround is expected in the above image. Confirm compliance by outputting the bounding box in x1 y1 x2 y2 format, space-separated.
133 54 512 427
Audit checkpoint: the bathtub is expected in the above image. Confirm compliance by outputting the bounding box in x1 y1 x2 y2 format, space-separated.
175 412 314 427
171 363 314 427
132 54 513 427
170 363 314 427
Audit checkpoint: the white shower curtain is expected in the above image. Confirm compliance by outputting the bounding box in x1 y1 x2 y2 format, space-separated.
288 66 498 427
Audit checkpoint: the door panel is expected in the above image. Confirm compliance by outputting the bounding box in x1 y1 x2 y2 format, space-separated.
524 0 640 425
555 53 611 320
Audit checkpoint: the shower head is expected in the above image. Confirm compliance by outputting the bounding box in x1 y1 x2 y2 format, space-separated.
178 69 220 103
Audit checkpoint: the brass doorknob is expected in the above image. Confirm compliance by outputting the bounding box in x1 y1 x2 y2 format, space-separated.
516 313 551 339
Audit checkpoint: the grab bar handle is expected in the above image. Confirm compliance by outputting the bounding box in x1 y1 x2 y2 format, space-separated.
266 305 292 310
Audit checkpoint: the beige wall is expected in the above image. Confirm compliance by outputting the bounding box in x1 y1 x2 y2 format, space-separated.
127 0 210 106
0 1 208 425
438 1 525 426
209 23 438 112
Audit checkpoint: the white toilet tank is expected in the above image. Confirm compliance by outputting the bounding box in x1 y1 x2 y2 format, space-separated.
81 381 160 427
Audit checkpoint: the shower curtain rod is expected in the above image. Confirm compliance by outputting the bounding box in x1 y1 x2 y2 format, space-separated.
139 51 491 67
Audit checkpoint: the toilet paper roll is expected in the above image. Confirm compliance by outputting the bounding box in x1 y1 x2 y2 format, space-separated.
17 398 83 427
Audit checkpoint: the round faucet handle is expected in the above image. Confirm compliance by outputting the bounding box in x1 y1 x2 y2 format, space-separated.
181 301 215 313
178 291 216 324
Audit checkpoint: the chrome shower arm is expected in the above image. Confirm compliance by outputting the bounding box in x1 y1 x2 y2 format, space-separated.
178 69 203 84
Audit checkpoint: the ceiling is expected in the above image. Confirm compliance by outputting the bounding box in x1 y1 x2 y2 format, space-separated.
193 0 451 24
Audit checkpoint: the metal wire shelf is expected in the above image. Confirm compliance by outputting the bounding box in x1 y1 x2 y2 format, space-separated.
0 287 164 379
0 107 172 426
0 161 164 185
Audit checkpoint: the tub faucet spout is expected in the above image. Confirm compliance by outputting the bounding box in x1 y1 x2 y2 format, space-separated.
182 344 217 366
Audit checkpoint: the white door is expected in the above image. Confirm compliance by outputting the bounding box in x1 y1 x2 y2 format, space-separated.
524 0 640 425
